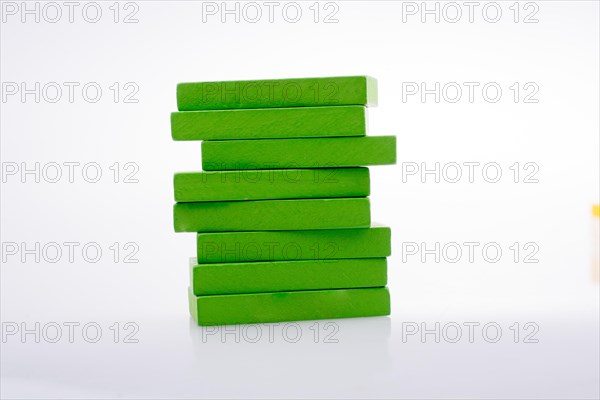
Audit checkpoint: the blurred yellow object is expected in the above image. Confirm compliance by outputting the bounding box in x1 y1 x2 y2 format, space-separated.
593 204 599 283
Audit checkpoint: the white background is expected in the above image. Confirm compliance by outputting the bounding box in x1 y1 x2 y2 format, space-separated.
1 1 599 398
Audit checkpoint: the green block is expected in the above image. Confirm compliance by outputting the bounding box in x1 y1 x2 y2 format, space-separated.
202 136 396 170
174 168 369 202
176 76 377 111
174 198 370 232
171 106 366 141
189 287 390 326
190 257 387 296
197 226 391 263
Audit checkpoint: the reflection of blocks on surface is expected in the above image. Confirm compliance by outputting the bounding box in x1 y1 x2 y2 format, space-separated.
171 76 397 326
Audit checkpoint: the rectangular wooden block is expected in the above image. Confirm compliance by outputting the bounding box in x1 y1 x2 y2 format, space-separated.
174 198 370 232
176 76 377 111
202 136 396 170
171 106 366 141
174 168 369 202
189 287 390 326
190 257 387 296
197 226 391 263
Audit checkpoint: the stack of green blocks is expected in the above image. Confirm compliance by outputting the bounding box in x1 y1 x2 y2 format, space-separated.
171 76 397 326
